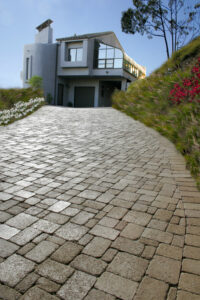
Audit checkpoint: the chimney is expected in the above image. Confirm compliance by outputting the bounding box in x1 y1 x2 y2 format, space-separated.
35 19 53 44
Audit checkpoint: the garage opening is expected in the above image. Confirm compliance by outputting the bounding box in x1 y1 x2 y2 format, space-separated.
74 87 95 107
99 81 121 107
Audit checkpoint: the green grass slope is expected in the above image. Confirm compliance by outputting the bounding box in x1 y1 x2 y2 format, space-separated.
112 37 200 188
0 88 43 110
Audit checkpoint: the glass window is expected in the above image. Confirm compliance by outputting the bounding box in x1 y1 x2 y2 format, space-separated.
106 59 114 68
76 48 83 61
107 48 114 59
26 57 29 80
114 59 123 68
115 49 123 58
69 49 76 62
98 60 105 68
99 49 106 59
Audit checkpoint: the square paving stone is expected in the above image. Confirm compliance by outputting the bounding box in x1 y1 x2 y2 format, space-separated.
142 228 173 244
78 190 100 200
121 223 144 240
182 258 200 275
83 237 111 257
95 271 138 300
51 241 82 264
135 276 168 300
107 207 128 219
10 227 41 246
36 277 60 293
84 288 116 300
147 255 181 284
33 219 60 233
0 254 35 287
0 238 19 258
20 286 59 300
57 270 96 300
71 211 94 225
179 273 200 294
154 209 173 221
48 201 71 212
107 252 148 281
55 222 88 241
123 211 152 226
0 283 21 299
44 212 69 225
156 243 182 260
71 254 107 276
96 192 114 203
0 224 20 240
112 237 144 255
177 290 200 300
0 211 12 222
14 190 35 199
89 224 119 240
25 240 59 263
62 207 80 216
15 272 39 293
6 213 38 230
118 191 138 202
98 217 118 228
36 259 74 284
0 192 13 201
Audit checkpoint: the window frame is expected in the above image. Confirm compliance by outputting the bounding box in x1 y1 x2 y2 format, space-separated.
68 47 83 62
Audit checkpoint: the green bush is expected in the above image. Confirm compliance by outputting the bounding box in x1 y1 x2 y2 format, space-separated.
112 37 200 189
28 76 43 90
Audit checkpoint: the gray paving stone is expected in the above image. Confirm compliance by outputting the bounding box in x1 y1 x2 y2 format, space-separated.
0 224 20 240
0 254 35 287
107 251 148 281
83 236 111 257
71 211 94 225
0 192 13 201
90 224 119 240
78 189 100 200
0 238 19 258
48 200 71 212
55 222 88 241
95 271 138 300
10 227 41 245
0 211 12 222
147 255 181 284
36 259 74 283
121 223 144 240
142 228 173 244
178 272 200 294
98 216 118 228
107 207 128 219
84 288 116 300
25 240 58 262
20 286 59 300
123 210 152 226
112 237 144 255
36 277 60 293
16 272 39 293
71 254 107 275
44 212 69 225
135 276 168 300
33 219 60 233
96 192 114 203
57 270 96 300
51 241 83 263
0 283 21 299
6 213 38 230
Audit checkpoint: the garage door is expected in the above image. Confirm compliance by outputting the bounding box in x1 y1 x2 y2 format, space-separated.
74 87 95 107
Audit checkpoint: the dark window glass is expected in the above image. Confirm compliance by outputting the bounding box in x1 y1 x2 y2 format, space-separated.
26 58 29 80
96 42 123 69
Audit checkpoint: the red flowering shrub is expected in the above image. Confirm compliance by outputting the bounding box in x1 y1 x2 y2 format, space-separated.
169 57 200 104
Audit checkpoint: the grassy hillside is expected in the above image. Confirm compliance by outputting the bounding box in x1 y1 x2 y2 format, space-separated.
112 37 200 188
0 88 43 110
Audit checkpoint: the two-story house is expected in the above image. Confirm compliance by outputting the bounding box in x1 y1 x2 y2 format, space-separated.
22 20 146 107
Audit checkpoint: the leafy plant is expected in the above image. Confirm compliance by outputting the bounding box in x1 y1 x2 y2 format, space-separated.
28 76 43 90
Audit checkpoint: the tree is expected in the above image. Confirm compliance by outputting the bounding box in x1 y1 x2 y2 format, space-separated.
28 76 43 90
121 0 200 58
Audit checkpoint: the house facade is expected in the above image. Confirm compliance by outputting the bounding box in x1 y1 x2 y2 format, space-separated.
22 20 146 107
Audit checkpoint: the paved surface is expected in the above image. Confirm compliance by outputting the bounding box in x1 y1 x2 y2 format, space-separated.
0 106 200 300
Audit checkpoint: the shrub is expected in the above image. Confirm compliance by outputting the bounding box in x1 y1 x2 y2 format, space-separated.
28 76 43 90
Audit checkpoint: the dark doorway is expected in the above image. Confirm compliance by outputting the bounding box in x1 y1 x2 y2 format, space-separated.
57 84 64 106
74 87 95 107
99 81 121 107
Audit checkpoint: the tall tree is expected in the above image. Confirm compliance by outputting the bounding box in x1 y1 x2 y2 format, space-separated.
121 0 200 58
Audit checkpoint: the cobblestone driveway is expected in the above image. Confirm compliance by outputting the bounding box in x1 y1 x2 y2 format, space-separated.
0 106 200 300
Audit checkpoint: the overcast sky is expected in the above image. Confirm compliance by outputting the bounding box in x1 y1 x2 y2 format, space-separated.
0 0 168 88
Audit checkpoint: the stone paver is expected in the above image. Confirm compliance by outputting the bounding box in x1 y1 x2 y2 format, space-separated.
0 106 199 298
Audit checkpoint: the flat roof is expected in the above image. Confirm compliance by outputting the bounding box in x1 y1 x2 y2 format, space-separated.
56 31 113 42
36 19 53 32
